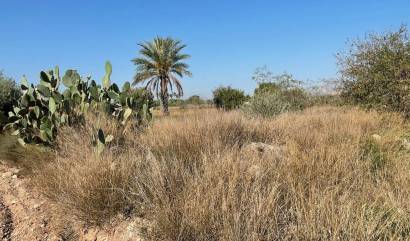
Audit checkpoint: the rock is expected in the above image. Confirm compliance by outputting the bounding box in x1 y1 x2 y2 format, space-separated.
244 142 274 153
12 175 17 179
1 171 12 178
247 164 262 179
402 138 410 150
110 162 117 171
146 150 157 162
372 134 382 141
242 142 284 159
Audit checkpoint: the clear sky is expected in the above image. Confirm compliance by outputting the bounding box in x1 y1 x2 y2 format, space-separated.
1 1 409 98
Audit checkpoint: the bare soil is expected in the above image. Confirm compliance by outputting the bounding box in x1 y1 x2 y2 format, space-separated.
0 161 145 241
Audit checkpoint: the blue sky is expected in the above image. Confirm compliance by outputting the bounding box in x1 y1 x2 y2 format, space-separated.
1 1 409 98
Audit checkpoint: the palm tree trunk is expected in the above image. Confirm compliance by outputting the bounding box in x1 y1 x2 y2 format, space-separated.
160 92 170 115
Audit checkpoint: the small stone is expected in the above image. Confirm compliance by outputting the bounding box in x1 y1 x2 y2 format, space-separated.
372 134 382 141
244 142 274 153
402 138 410 150
11 175 17 179
1 172 12 178
110 162 116 171
242 142 285 159
247 164 262 179
146 150 157 162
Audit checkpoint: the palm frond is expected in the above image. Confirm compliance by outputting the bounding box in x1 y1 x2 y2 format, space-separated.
132 37 191 98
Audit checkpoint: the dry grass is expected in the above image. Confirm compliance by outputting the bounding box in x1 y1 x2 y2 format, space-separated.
33 112 139 224
32 106 410 240
0 135 53 175
152 106 215 120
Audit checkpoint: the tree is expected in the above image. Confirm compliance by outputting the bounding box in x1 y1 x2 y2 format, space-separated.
132 37 192 115
247 67 309 116
252 66 301 92
337 25 410 116
186 95 204 105
0 71 21 128
213 86 246 110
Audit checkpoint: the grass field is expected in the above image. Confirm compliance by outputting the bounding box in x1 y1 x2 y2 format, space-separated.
1 106 407 240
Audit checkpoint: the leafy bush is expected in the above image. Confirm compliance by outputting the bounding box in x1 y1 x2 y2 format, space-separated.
213 86 246 110
254 82 282 95
5 62 152 145
244 89 308 117
243 92 292 117
337 25 410 116
168 98 185 107
0 71 21 128
245 69 308 117
186 95 205 105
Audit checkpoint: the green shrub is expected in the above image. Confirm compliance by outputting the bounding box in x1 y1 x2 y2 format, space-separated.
213 86 246 110
253 82 282 96
242 92 291 117
245 68 309 117
168 98 185 107
244 89 308 117
186 95 205 105
0 71 21 128
337 25 410 116
361 138 388 174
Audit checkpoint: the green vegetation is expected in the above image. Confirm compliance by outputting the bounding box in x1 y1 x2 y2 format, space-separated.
0 71 21 128
361 138 388 174
337 25 410 117
213 86 246 110
3 25 410 240
186 95 205 105
4 62 152 145
244 68 309 117
132 37 192 115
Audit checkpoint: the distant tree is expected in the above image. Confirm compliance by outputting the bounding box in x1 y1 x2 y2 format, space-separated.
253 67 301 90
132 37 192 115
169 98 185 107
0 71 21 128
337 25 410 116
186 95 204 105
254 82 281 96
245 67 308 117
213 86 246 110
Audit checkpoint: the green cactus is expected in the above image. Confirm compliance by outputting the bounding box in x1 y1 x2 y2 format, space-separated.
92 128 113 155
102 61 112 89
4 61 153 146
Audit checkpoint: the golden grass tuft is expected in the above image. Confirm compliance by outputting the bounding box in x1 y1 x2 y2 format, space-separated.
33 112 140 224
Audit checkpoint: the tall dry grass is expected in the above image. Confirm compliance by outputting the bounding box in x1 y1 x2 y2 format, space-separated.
33 112 139 224
34 107 410 240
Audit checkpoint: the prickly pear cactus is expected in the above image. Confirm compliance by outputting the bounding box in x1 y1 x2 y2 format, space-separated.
4 62 153 146
92 128 113 155
5 69 64 144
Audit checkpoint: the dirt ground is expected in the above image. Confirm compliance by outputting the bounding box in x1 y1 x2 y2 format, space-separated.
0 161 146 241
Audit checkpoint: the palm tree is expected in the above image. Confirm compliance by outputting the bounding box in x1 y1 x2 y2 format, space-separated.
132 37 191 115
